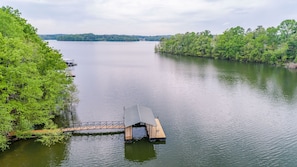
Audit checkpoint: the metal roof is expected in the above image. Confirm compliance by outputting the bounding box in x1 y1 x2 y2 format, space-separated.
124 105 157 127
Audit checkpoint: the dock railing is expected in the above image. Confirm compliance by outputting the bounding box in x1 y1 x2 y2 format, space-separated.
62 121 125 132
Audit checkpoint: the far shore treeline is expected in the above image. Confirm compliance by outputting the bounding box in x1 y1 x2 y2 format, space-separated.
156 19 297 66
40 33 170 41
0 6 77 151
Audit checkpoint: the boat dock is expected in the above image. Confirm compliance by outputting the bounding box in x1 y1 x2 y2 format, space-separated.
12 105 166 143
63 105 166 142
124 118 166 142
123 105 166 142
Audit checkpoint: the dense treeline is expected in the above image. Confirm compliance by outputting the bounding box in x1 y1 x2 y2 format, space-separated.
0 7 75 151
40 33 170 41
156 20 297 65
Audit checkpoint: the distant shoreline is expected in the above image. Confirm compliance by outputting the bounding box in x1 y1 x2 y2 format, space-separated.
39 33 170 42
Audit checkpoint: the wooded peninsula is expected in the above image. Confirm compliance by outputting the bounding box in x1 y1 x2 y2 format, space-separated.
40 34 170 41
156 20 297 66
0 7 76 151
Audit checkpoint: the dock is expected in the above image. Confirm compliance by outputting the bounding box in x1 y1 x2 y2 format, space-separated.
10 105 166 143
123 118 166 142
123 105 166 142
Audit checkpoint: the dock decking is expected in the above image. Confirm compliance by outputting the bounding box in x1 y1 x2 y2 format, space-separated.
62 121 124 132
147 118 166 141
62 125 125 132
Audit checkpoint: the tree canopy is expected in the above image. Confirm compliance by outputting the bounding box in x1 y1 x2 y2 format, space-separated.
0 6 74 151
156 19 297 65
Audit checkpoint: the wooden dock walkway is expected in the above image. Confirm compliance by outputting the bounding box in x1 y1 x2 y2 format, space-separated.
62 121 125 132
8 121 125 138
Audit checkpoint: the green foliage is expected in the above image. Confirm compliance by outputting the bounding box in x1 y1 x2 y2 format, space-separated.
0 6 75 151
278 19 297 42
286 34 297 61
0 135 9 151
156 19 297 65
157 31 213 57
36 132 70 147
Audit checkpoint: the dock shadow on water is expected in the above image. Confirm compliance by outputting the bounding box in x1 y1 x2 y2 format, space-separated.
124 126 166 162
125 139 156 162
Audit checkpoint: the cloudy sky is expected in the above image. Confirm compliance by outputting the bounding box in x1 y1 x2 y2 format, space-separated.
1 0 297 35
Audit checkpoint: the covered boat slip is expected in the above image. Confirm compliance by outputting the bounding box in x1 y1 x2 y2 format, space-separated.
124 105 166 142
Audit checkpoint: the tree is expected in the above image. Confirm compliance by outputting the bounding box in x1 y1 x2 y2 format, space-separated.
214 26 245 60
278 19 297 42
286 34 297 62
193 30 213 57
0 6 74 151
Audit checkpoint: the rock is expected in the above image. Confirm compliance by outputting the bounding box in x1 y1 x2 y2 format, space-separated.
286 63 297 69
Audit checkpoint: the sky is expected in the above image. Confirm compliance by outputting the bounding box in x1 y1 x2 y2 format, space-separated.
1 0 297 35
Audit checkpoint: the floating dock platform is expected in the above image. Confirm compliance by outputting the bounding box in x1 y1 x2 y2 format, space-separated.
124 105 166 142
146 118 166 142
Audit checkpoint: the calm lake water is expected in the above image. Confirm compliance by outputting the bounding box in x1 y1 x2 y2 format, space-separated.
1 41 297 167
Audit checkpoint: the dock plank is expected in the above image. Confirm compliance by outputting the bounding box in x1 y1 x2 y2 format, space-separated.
147 118 166 140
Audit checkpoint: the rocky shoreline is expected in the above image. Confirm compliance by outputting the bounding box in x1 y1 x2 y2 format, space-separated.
286 63 297 69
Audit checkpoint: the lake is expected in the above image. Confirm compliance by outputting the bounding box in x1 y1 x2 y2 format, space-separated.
1 41 297 167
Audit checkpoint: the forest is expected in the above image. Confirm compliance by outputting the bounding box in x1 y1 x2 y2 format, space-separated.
0 7 76 151
40 33 170 41
156 19 297 65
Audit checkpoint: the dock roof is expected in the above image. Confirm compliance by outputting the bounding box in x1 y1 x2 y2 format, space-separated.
124 105 157 127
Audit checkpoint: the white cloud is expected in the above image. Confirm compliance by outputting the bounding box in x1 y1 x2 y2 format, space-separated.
1 0 297 35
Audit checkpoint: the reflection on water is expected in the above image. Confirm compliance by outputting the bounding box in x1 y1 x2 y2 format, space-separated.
125 140 156 162
212 59 297 101
0 139 68 167
159 53 297 102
